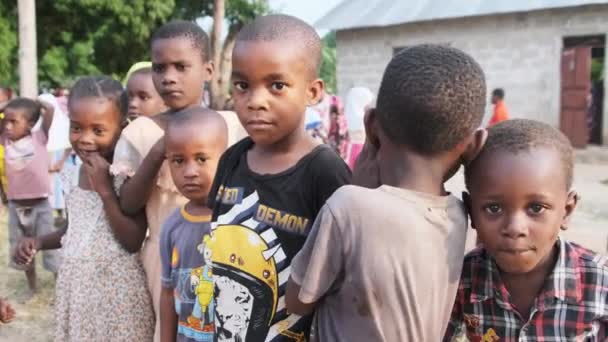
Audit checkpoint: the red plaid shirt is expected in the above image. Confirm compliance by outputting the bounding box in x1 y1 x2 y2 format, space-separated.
444 240 608 341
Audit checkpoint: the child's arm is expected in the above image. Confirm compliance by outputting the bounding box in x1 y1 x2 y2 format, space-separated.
159 218 177 342
286 204 344 316
13 220 67 265
38 100 55 138
85 153 146 253
160 288 177 342
50 148 72 173
119 137 165 215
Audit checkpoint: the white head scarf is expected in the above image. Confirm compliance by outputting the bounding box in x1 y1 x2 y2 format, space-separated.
37 93 72 152
344 87 374 133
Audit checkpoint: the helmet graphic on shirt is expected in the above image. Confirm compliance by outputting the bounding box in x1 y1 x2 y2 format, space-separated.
206 224 279 341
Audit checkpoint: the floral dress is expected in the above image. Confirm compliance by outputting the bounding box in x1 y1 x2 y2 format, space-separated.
110 116 187 341
54 166 154 341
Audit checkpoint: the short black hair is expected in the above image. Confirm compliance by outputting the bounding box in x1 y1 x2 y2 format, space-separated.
4 98 41 124
492 88 505 99
151 20 210 61
167 106 228 147
236 14 321 76
375 44 486 155
465 119 574 190
69 76 127 117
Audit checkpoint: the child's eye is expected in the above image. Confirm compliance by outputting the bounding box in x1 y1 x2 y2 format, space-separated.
196 157 207 164
152 64 165 73
94 128 104 135
483 204 502 215
527 203 546 215
175 64 186 72
171 158 184 165
271 82 286 91
233 82 248 91
70 126 81 133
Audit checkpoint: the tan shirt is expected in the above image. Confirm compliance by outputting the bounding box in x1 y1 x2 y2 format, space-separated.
291 185 469 342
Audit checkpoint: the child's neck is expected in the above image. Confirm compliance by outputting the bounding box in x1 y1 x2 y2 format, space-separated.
254 126 313 155
248 127 317 175
184 199 212 217
500 245 559 320
377 144 452 196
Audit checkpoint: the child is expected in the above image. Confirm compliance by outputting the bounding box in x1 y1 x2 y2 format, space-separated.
443 119 608 341
111 20 214 341
13 76 154 341
285 45 488 341
488 88 509 126
207 14 351 341
159 107 228 341
1 97 60 296
125 61 167 121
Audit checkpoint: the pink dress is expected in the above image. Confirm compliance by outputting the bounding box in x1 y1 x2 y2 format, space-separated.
110 116 187 341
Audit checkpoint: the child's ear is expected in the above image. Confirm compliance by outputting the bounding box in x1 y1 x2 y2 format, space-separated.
462 191 476 229
364 108 380 149
462 128 488 165
306 78 325 107
561 190 579 231
204 60 215 81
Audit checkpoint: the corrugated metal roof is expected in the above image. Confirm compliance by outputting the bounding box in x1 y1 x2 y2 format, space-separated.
316 0 608 30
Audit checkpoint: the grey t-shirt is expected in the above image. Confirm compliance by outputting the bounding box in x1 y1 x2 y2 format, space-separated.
291 185 468 342
160 207 214 342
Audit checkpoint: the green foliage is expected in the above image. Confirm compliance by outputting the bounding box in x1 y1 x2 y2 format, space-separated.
0 0 174 89
174 0 269 33
0 2 17 88
320 31 337 94
0 0 270 90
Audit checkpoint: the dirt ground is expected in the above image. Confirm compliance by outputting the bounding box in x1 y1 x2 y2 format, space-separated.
0 211 54 342
0 160 606 341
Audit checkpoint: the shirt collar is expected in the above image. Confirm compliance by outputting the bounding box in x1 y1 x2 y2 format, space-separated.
470 239 582 305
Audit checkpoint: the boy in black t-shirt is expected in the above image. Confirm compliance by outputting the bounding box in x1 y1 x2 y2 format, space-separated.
207 14 351 342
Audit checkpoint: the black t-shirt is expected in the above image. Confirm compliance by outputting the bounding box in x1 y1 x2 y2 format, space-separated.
207 137 351 342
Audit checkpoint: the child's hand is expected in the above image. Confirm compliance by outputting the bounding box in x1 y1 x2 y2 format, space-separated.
37 99 54 115
83 153 113 198
0 298 15 323
352 140 380 188
13 237 39 266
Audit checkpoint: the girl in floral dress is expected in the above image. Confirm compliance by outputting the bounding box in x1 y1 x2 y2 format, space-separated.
12 76 154 341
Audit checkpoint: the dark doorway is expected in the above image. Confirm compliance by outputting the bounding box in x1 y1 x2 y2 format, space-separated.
561 35 605 147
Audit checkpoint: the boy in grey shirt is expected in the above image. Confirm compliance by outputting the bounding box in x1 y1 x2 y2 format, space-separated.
286 45 488 341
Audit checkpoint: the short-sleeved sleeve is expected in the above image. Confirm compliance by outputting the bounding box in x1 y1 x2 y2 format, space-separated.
32 129 48 145
159 214 176 289
290 203 344 303
310 147 351 213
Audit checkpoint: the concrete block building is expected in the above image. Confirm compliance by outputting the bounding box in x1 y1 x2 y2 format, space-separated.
317 0 608 147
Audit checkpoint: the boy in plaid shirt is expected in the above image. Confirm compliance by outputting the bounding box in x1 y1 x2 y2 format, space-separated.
444 119 608 341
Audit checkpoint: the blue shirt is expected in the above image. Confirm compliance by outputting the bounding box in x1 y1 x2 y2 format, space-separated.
160 206 214 342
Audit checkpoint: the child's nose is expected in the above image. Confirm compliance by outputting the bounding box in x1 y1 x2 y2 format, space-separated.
502 213 529 238
247 88 268 111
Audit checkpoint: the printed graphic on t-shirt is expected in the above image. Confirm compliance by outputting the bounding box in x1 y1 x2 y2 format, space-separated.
171 237 215 341
208 191 307 342
4 136 35 171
